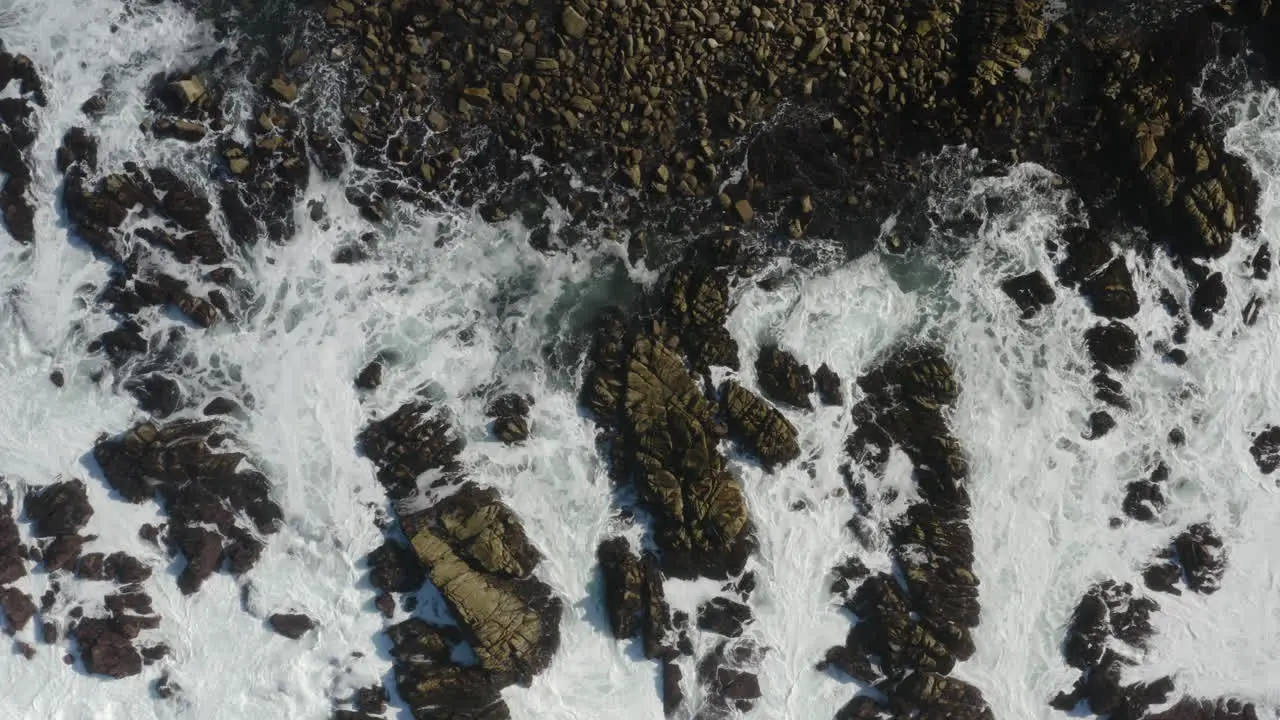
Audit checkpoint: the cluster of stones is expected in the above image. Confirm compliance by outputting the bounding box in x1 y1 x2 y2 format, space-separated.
93 420 283 595
316 0 1058 242
56 124 229 391
582 232 802 714
0 46 44 245
358 399 561 719
822 346 991 720
0 480 165 679
1052 576 1254 720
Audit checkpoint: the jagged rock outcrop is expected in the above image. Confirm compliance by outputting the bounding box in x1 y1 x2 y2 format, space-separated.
696 639 766 716
486 392 533 445
1249 425 1280 474
1147 697 1260 720
827 345 989 718
1085 322 1141 372
362 401 560 718
0 53 42 245
1122 462 1169 522
814 363 845 406
596 537 643 639
722 381 801 470
93 420 281 593
755 345 814 410
358 400 466 499
1053 580 1170 717
1002 270 1057 318
24 480 94 538
1144 523 1227 595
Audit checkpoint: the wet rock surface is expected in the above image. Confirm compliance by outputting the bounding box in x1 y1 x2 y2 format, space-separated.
360 401 560 718
825 345 990 718
582 235 761 581
93 420 281 593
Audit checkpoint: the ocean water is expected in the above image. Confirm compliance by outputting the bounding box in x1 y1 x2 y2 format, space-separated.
1 0 1279 719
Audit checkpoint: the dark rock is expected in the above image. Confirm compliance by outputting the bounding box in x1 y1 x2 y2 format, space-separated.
1147 696 1260 720
1087 410 1116 439
697 597 752 637
355 360 383 390
74 617 143 678
755 344 814 409
722 380 801 470
202 396 240 416
49 370 64 388
124 373 182 418
173 526 222 594
1190 272 1227 328
1085 322 1140 372
367 539 425 593
1172 523 1226 594
1250 426 1280 474
25 479 94 537
0 588 36 631
1081 258 1139 319
56 127 98 173
1251 245 1271 280
42 534 84 572
268 612 316 639
1093 372 1130 410
493 415 529 444
1001 270 1057 318
830 556 870 597
640 553 673 660
596 537 642 639
1143 562 1182 595
813 363 844 406
661 658 683 717
352 685 386 714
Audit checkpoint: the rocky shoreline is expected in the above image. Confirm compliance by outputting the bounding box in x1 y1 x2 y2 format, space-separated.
1 0 1280 717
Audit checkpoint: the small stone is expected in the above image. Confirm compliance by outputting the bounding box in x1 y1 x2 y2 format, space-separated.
733 199 754 223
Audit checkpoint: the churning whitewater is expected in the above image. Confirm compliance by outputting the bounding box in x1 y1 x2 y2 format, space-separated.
1 0 1280 718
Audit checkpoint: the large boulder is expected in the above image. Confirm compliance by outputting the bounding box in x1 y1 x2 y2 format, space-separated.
722 381 801 470
408 527 560 683
596 537 643 639
755 345 814 410
24 479 94 537
358 401 465 498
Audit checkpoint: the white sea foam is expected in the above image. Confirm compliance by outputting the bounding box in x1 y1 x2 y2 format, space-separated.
3 0 1280 718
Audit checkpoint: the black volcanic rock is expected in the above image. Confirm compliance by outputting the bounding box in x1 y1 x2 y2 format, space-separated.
268 613 316 639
